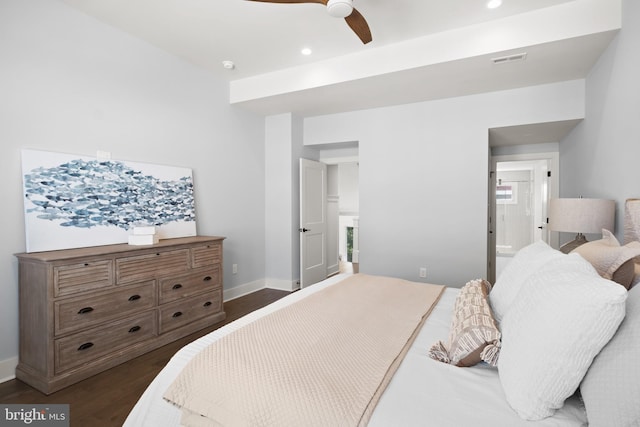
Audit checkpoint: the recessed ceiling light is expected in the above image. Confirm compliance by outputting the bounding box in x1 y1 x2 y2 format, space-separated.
487 0 502 9
301 48 312 56
222 60 235 70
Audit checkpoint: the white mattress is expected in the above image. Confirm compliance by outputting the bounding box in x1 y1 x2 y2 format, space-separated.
124 274 588 427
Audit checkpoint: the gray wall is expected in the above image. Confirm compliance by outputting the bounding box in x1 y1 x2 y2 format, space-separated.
0 0 265 373
304 80 585 287
561 0 640 240
264 113 318 289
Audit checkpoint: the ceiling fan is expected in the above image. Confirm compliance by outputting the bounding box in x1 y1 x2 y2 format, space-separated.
246 0 372 44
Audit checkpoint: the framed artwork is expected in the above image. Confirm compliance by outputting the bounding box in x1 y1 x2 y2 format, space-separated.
21 149 197 252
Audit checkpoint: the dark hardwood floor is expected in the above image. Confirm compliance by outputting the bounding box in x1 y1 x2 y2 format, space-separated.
0 288 290 427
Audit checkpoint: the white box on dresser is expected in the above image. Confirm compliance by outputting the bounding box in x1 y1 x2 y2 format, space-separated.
15 236 225 394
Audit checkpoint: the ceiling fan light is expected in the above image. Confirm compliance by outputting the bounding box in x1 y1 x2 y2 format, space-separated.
327 0 353 18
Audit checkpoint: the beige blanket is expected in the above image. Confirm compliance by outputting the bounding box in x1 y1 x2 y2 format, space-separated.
163 274 445 427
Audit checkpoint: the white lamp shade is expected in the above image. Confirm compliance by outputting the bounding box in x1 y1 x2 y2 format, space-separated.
624 198 640 244
548 198 615 234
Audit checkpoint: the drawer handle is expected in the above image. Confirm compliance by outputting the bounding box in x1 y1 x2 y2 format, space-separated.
203 276 212 282
78 342 94 351
172 284 183 290
128 294 141 301
203 301 212 307
84 263 89 266
128 326 141 333
77 307 94 314
172 311 183 318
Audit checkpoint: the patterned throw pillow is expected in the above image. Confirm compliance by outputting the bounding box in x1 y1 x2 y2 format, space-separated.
429 279 501 367
572 229 640 289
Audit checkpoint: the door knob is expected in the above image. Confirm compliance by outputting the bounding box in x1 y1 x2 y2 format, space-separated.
299 228 310 232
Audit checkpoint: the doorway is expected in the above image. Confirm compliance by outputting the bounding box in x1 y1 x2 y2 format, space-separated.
329 162 359 275
488 153 558 282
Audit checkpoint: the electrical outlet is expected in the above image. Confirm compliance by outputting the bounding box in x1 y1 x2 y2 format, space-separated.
419 267 427 278
232 264 238 274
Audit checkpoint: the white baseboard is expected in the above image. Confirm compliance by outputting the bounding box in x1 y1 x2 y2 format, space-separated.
265 278 300 292
0 356 18 384
223 279 266 302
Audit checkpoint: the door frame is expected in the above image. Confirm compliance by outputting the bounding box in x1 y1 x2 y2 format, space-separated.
488 152 559 282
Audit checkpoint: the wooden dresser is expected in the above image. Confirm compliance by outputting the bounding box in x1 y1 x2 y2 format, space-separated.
15 236 226 394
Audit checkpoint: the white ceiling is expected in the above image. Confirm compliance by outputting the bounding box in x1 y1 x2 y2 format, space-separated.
489 119 582 147
61 0 620 118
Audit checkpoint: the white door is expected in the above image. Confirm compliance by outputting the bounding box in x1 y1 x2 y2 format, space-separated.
300 158 327 288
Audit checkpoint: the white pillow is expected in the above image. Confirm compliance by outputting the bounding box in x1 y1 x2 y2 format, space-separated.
490 240 563 323
498 253 627 421
580 281 640 427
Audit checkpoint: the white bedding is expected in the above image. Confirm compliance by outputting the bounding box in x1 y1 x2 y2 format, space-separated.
124 273 588 427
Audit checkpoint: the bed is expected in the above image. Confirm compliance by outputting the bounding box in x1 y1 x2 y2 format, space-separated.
124 201 640 427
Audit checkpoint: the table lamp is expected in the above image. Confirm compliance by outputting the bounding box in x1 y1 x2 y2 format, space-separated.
548 198 615 253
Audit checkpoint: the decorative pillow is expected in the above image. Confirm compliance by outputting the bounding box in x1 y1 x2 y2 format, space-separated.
498 253 627 421
572 229 640 289
580 282 640 427
429 279 501 367
624 198 640 263
633 262 640 288
489 240 564 323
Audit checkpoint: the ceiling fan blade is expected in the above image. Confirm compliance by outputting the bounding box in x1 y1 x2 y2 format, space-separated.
245 0 327 4
345 8 372 44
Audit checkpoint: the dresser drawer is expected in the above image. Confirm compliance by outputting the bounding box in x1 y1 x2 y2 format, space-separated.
191 243 222 268
15 236 226 394
55 311 157 374
159 290 222 334
54 260 113 297
159 267 220 304
54 281 156 336
116 249 190 284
